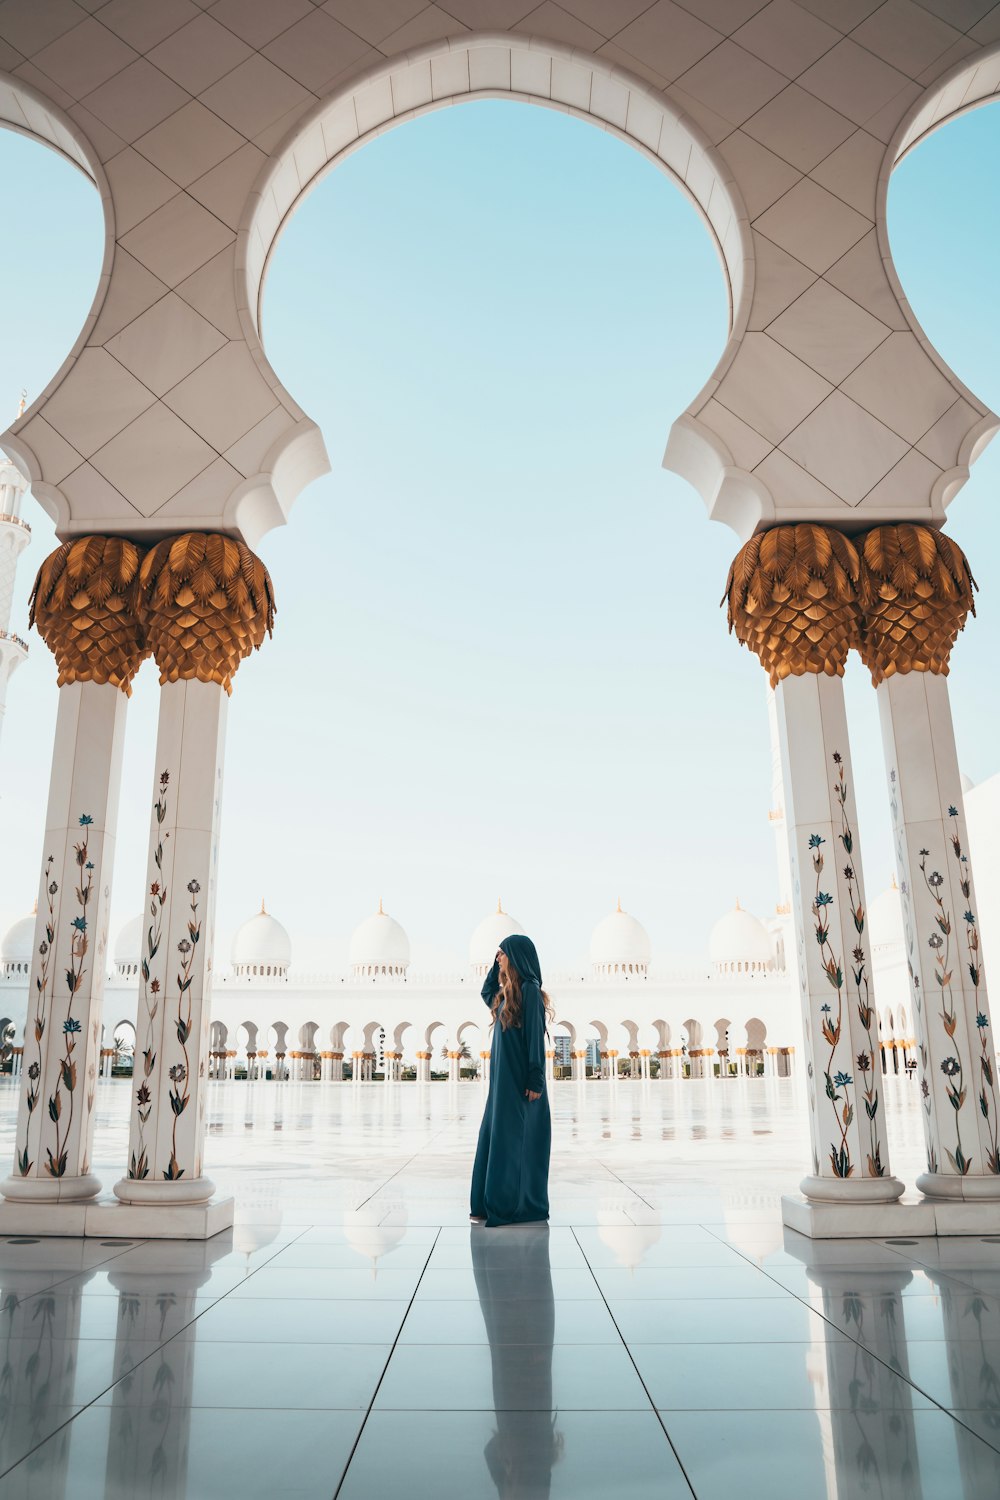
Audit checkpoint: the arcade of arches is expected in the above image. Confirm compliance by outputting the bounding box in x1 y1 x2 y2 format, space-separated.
1 5 1000 1244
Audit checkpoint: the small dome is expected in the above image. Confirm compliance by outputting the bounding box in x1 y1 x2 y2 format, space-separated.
590 901 651 979
709 901 773 975
469 900 525 976
231 902 291 980
1 908 35 973
869 881 904 952
114 914 144 974
350 900 409 979
961 771 975 794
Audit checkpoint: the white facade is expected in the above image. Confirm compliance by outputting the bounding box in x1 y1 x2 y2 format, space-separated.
1 892 802 1085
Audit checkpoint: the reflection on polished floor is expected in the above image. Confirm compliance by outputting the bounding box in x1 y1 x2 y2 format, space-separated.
0 1076 998 1498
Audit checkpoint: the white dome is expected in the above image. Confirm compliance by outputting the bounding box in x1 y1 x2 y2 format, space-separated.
709 902 773 974
869 882 904 952
961 770 975 794
469 901 525 976
1 910 35 970
231 904 291 979
350 901 410 978
590 902 651 978
114 913 144 972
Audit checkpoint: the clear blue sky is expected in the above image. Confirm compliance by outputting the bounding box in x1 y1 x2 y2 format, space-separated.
0 100 998 974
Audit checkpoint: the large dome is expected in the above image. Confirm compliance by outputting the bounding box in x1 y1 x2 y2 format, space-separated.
350 901 410 979
869 881 904 952
590 901 651 979
1 908 35 975
469 900 525 976
114 913 144 975
709 901 773 974
231 903 292 979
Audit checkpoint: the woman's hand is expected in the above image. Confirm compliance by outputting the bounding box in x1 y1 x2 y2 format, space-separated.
525 1089 541 1102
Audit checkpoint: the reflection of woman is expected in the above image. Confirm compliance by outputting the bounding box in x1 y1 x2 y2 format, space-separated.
472 1224 562 1499
471 935 552 1228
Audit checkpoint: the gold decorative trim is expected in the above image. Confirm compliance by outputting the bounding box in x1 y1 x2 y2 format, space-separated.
857 524 976 684
723 523 862 686
136 532 275 694
29 535 147 694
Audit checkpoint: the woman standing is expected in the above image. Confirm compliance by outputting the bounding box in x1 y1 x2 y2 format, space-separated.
470 934 552 1228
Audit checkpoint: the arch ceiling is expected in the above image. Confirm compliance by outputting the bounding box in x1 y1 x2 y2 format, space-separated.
0 5 997 548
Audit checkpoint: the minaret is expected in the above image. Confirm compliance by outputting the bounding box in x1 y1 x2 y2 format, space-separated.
0 418 31 754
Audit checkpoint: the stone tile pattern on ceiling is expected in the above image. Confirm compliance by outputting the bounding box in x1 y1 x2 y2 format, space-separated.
0 0 997 539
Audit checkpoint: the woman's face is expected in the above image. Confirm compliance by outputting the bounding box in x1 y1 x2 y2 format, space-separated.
497 950 510 979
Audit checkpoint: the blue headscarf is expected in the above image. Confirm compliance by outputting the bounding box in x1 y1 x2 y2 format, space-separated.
499 934 543 989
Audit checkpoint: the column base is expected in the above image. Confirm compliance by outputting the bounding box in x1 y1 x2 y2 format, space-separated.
0 1194 234 1240
113 1176 216 1206
783 1192 1000 1238
1 1172 103 1204
916 1171 1000 1202
799 1173 906 1204
87 1195 234 1240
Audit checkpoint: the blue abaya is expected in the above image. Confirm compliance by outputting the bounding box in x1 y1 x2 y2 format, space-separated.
470 934 551 1228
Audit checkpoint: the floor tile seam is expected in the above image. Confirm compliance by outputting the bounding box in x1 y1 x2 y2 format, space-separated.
570 1226 699 1500
352 1124 458 1212
9 1236 153 1305
0 1220 321 1480
0 1403 91 1481
596 1159 657 1213
698 1223 979 1422
332 1226 443 1500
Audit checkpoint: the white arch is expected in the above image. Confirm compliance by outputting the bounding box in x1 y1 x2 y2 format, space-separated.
0 71 115 528
231 33 751 544
875 46 1000 509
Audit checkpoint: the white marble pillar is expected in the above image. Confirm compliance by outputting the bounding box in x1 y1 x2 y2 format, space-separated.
544 1048 555 1085
775 672 903 1206
1 681 127 1216
878 671 1000 1198
113 679 231 1225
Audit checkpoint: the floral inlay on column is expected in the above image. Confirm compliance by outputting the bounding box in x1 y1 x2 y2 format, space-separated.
17 817 97 1180
130 772 170 1181
18 857 56 1175
165 880 201 1182
810 755 884 1180
45 816 94 1179
948 807 1000 1175
918 837 971 1175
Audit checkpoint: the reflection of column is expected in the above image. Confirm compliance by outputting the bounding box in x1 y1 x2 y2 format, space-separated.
782 1240 924 1499
725 525 903 1218
102 1236 234 1494
0 1246 96 1483
472 1224 560 1495
916 1265 1000 1490
1 538 145 1224
112 535 274 1234
859 526 1000 1205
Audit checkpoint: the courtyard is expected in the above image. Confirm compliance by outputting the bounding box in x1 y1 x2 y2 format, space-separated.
0 1075 997 1499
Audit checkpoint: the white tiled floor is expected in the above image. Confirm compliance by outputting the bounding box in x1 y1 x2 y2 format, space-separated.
0 1074 998 1497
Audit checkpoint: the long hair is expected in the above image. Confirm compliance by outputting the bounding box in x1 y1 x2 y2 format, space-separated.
492 964 555 1031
